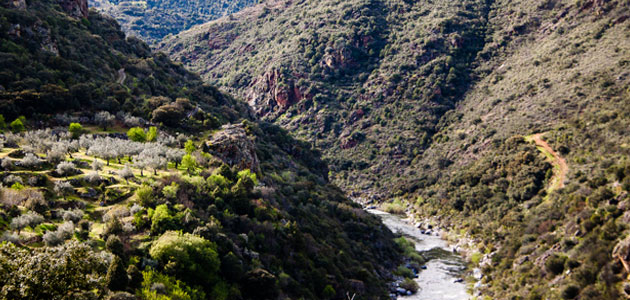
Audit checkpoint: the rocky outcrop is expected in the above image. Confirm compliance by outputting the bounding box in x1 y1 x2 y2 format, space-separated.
5 0 26 10
207 124 260 173
245 68 309 116
58 0 88 18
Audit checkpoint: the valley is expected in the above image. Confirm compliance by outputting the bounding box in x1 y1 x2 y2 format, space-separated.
1 0 630 299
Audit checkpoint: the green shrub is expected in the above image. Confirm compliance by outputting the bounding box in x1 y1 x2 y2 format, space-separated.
146 126 158 142
545 254 566 276
127 127 146 142
139 268 206 300
136 185 154 206
149 231 220 286
150 204 176 235
400 277 419 293
9 118 24 132
68 123 83 138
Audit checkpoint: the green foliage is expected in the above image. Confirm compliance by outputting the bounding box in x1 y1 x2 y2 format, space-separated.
149 231 220 286
322 284 336 299
400 278 419 293
9 118 24 132
0 114 5 130
106 255 128 291
181 154 198 175
139 268 206 300
237 169 257 185
127 127 147 142
184 140 195 154
162 182 179 199
136 185 154 206
146 126 158 142
0 241 107 298
68 122 83 138
151 204 176 235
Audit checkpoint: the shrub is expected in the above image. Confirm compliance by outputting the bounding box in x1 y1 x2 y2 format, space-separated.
106 255 128 291
43 230 63 246
545 254 567 276
561 285 579 299
127 127 146 142
400 277 419 293
382 198 406 214
9 118 24 132
149 231 220 285
68 123 83 138
162 182 179 200
139 268 205 300
0 241 108 298
136 185 154 206
150 204 175 235
146 126 158 142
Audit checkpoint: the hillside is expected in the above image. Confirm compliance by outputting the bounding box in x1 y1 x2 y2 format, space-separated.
160 0 630 298
0 1 402 299
89 0 258 45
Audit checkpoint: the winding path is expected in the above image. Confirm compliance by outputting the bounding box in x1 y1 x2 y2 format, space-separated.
528 133 568 191
116 68 126 85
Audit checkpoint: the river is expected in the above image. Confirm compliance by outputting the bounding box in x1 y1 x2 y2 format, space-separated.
368 210 470 300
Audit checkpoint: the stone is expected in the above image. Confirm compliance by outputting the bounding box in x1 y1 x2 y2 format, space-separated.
208 124 260 173
57 0 88 18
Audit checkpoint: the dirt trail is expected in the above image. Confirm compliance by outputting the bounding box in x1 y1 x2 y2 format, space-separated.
529 133 568 191
116 68 126 85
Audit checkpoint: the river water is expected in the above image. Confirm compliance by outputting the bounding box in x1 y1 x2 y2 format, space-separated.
368 210 470 300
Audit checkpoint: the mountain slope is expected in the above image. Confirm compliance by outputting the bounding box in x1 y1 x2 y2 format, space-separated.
0 1 401 299
90 0 259 45
160 0 630 298
159 0 492 202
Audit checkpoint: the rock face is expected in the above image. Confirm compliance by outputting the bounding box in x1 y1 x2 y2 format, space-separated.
245 68 309 116
58 0 88 18
208 124 260 173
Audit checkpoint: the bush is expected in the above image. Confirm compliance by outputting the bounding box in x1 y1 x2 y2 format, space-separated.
400 277 419 293
136 185 154 206
106 255 128 291
68 123 83 138
139 268 205 300
9 118 24 132
127 127 146 142
561 285 579 299
150 204 176 235
149 231 220 286
545 254 567 276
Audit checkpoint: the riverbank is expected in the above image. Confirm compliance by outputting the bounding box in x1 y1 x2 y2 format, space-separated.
368 210 470 300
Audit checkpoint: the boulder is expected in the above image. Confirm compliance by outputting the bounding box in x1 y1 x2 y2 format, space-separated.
57 0 88 18
207 124 260 173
